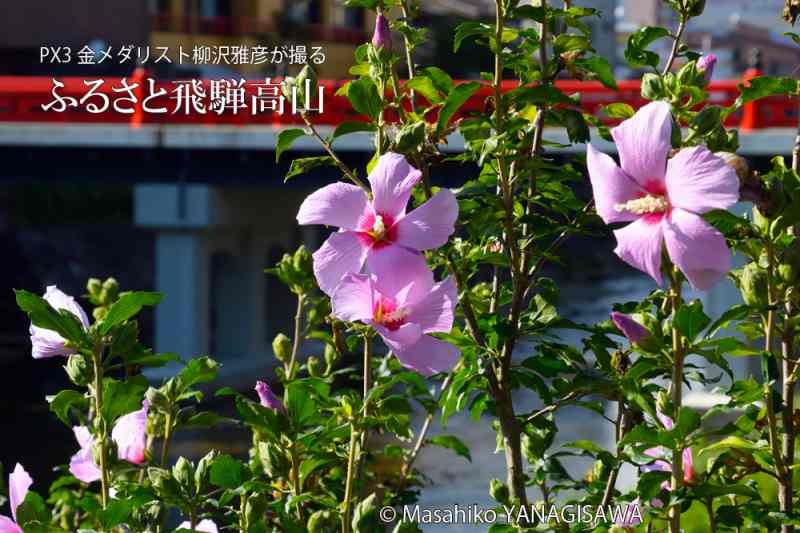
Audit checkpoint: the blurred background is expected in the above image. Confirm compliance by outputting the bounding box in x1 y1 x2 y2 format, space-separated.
0 1 797 529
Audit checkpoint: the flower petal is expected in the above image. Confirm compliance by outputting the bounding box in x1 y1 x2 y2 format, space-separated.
0 516 23 533
613 217 665 285
394 188 458 250
366 245 433 305
665 145 740 214
586 143 641 224
111 400 149 465
683 447 694 483
43 285 90 329
312 231 368 295
8 464 32 523
368 153 422 219
255 381 286 413
611 101 672 187
376 322 423 353
331 274 374 323
407 276 457 333
178 519 219 533
610 312 651 344
664 208 731 290
394 335 460 376
69 426 101 483
296 182 370 230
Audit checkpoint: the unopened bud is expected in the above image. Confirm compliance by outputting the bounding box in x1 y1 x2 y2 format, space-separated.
307 356 323 377
308 510 335 533
101 277 119 303
715 152 750 181
272 333 292 363
172 456 193 488
489 478 509 504
610 312 651 344
87 278 102 297
697 53 716 83
324 343 339 370
739 262 769 307
65 353 93 386
371 13 392 50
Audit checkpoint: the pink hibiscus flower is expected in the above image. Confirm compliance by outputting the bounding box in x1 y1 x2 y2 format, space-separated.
610 311 651 344
111 400 149 464
331 256 459 376
255 381 286 414
70 400 150 482
0 464 32 533
297 152 458 295
587 101 739 290
29 285 90 359
640 412 695 494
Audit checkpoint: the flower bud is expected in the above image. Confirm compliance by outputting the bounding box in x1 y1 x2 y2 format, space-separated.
715 151 749 181
489 478 509 504
308 509 335 533
101 277 120 304
656 390 671 417
272 333 292 363
65 353 93 386
87 278 102 297
371 13 392 50
307 356 323 377
697 53 716 83
610 312 651 344
255 380 286 414
172 456 194 489
738 263 768 307
779 243 800 284
324 343 339 371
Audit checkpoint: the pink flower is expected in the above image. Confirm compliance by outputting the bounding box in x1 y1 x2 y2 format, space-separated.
372 12 392 50
69 426 102 483
177 519 218 533
255 381 285 413
641 413 695 487
587 101 739 290
111 400 149 464
331 255 459 376
29 285 90 359
610 312 651 344
0 464 32 533
697 54 717 83
297 153 458 295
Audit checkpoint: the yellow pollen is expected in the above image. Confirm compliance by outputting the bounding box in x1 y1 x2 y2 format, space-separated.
371 215 386 239
614 195 669 215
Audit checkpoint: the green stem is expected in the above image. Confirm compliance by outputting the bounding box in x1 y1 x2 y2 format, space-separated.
160 410 174 467
669 267 684 533
92 346 110 512
341 424 359 533
288 293 305 379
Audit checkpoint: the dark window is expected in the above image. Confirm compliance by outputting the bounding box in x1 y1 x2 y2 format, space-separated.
343 7 364 29
284 0 321 24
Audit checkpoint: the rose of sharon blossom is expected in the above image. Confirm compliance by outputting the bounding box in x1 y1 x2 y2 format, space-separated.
372 12 392 50
332 255 459 376
297 153 458 295
29 285 90 359
641 412 694 490
613 497 643 528
70 426 102 483
587 101 739 290
697 54 717 83
0 463 32 533
255 381 286 413
111 400 149 464
610 312 651 344
177 519 218 533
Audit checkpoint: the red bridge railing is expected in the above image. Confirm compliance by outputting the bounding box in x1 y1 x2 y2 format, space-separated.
0 75 792 131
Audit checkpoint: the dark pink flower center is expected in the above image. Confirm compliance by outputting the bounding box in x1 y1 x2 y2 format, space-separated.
373 296 408 331
357 211 398 249
614 181 671 224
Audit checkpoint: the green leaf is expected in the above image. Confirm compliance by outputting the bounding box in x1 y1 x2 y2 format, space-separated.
429 435 472 462
730 77 799 111
209 454 242 489
437 82 481 138
298 457 334 489
101 375 148 423
706 304 753 338
276 128 307 162
512 84 576 106
331 121 375 141
99 499 133 529
352 493 378 533
674 299 711 341
575 57 618 90
453 21 493 52
699 435 764 455
284 156 336 182
48 390 88 426
624 26 670 69
15 289 89 346
603 102 635 119
347 77 382 120
286 380 318 426
405 76 443 104
99 292 162 335
421 67 454 96
15 492 49 528
176 357 219 393
182 411 231 429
